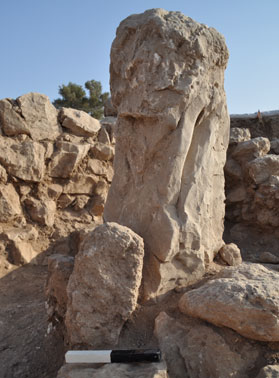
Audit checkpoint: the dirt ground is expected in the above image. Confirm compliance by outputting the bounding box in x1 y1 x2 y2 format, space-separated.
2 221 279 378
0 261 64 378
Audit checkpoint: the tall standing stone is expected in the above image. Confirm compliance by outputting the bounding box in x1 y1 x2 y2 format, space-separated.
104 9 230 299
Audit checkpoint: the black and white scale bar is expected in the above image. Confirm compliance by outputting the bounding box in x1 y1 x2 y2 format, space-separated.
65 349 161 364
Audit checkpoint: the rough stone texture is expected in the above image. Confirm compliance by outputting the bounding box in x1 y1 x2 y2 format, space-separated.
49 141 90 178
1 225 39 265
219 243 242 266
155 312 259 378
258 251 279 264
62 174 98 195
91 142 114 161
57 362 168 378
0 183 22 222
24 198 56 227
225 129 279 228
229 127 251 144
179 262 279 341
9 240 38 265
256 365 279 378
0 165 8 183
104 97 117 117
230 112 279 140
0 137 45 182
247 155 279 184
270 139 279 154
65 222 144 347
100 116 117 144
98 125 111 144
57 194 74 209
1 225 38 243
46 254 75 319
104 8 229 299
0 98 31 137
60 107 101 137
14 93 61 141
231 137 270 163
87 159 108 176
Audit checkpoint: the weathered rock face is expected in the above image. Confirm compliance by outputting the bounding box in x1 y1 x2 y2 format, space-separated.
0 91 115 279
155 312 260 378
0 93 61 141
179 263 279 341
0 138 45 182
219 242 242 266
65 222 144 348
0 183 22 222
59 107 101 137
104 8 230 299
225 125 279 229
49 141 90 178
256 365 279 378
57 362 168 378
46 254 75 320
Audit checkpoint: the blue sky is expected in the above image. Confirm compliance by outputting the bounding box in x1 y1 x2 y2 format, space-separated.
1 0 278 114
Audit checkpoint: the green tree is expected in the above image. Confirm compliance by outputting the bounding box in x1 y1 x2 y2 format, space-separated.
53 80 109 120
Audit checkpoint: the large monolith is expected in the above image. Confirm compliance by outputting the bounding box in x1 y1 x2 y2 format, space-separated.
104 8 230 299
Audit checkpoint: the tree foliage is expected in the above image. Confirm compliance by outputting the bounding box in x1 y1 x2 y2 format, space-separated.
53 80 109 119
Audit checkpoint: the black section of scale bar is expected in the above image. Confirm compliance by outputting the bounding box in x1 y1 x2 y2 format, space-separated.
110 349 161 363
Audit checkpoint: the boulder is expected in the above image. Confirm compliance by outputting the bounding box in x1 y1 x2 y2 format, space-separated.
98 125 111 145
104 9 229 299
231 137 270 163
25 198 56 227
16 92 61 141
60 107 101 137
57 362 168 378
0 98 30 137
219 243 242 266
47 183 63 200
72 195 90 211
155 312 259 378
179 263 279 341
1 225 38 242
224 158 242 181
46 254 75 319
0 183 22 222
57 194 74 209
9 240 38 265
87 159 108 176
65 222 144 347
100 117 117 144
270 139 279 154
248 155 279 184
63 174 98 195
258 251 279 264
226 185 246 203
49 141 90 178
256 365 279 378
0 137 45 182
0 165 7 183
229 127 251 144
91 142 114 161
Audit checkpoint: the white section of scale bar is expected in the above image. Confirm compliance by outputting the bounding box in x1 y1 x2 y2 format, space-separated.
65 350 112 363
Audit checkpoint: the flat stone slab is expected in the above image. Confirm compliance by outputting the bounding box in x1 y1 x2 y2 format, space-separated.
179 262 279 341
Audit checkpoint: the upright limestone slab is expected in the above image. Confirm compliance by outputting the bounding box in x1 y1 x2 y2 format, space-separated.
65 222 144 347
104 9 229 299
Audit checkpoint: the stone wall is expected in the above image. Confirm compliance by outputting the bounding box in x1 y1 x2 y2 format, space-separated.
0 92 116 274
226 112 279 231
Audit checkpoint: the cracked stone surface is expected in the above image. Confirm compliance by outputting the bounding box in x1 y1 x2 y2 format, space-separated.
104 8 230 299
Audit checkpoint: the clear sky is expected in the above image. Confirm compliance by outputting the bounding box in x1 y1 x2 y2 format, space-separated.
1 0 278 114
